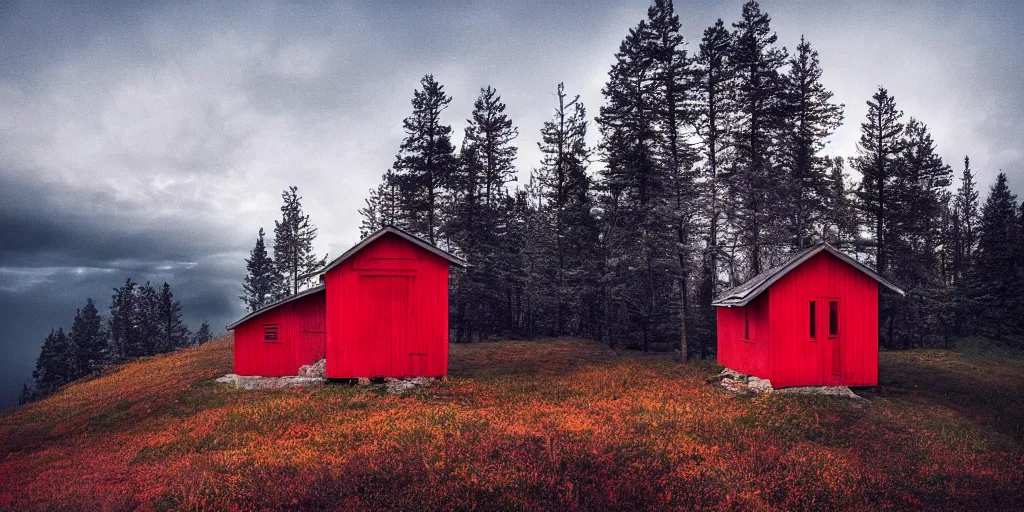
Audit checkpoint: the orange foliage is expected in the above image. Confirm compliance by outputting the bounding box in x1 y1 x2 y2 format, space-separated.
1 337 1022 510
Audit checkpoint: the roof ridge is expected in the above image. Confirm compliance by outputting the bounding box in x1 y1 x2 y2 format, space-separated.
712 245 904 307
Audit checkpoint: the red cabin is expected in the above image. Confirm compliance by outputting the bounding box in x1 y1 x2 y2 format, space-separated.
713 244 904 388
227 226 467 378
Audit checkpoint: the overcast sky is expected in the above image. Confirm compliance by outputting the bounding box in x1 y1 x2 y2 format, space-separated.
1 0 1021 406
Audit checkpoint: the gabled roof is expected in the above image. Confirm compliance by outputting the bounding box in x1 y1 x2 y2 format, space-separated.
712 243 905 307
321 225 469 273
226 284 325 330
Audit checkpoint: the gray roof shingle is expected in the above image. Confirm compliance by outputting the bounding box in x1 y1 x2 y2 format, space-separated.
711 243 904 307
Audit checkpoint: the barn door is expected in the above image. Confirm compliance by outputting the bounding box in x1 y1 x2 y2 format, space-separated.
360 275 415 377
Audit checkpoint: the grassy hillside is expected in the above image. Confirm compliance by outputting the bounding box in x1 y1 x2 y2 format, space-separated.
1 337 1022 511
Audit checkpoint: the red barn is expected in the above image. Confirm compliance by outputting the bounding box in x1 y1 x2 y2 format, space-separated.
227 226 467 378
713 244 904 387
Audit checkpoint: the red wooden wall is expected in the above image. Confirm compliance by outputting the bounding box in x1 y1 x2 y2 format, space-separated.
716 251 881 387
717 292 771 378
324 233 450 379
233 290 326 377
768 251 878 387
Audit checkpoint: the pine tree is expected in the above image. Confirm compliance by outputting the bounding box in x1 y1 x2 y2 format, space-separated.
968 173 1020 341
693 18 734 357
391 75 457 244
157 283 190 352
18 377 40 405
32 328 73 395
108 278 137 363
192 321 212 346
448 86 519 341
358 172 400 238
597 12 677 351
649 0 699 359
273 186 328 297
240 228 275 312
533 83 599 336
821 157 859 251
886 119 952 347
69 298 106 377
779 36 844 248
725 0 788 275
949 157 979 335
853 87 905 273
135 282 161 357
465 86 518 206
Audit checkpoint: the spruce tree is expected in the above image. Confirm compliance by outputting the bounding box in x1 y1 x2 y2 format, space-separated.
157 282 190 352
135 282 161 357
240 228 275 312
108 278 137 363
533 83 599 336
779 36 844 248
192 321 212 346
32 328 73 395
887 119 952 347
726 0 788 275
358 172 400 238
949 157 979 334
853 87 905 273
693 18 734 357
69 298 106 377
968 173 1020 340
597 12 677 351
448 86 519 341
821 157 859 251
649 0 699 359
273 186 328 297
391 74 457 244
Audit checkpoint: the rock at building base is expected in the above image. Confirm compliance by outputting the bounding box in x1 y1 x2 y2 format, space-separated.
713 367 866 402
215 374 325 390
298 359 326 378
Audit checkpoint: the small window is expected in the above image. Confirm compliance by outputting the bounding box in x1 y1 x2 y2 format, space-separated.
809 301 816 339
828 301 839 337
263 324 279 341
743 309 750 340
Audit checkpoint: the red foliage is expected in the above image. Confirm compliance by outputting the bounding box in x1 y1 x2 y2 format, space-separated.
1 337 1021 510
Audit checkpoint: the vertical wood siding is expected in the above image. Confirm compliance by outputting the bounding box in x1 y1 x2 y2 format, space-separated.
325 233 450 379
768 252 878 387
716 292 770 377
232 290 327 377
717 251 881 388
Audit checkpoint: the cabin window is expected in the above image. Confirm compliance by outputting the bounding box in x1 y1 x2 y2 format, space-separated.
809 301 816 339
263 324 279 342
828 301 839 336
743 309 750 341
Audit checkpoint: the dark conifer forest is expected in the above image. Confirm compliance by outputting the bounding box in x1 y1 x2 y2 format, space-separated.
20 281 213 404
351 0 1022 354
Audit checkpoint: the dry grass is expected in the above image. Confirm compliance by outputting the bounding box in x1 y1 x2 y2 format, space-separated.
1 336 1022 511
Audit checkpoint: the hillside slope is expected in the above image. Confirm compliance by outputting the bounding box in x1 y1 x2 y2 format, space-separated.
1 337 1022 511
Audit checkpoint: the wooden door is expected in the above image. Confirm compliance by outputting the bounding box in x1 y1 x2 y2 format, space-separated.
300 300 326 362
811 297 841 384
824 298 841 382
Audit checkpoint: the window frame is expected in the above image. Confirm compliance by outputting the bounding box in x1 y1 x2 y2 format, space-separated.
828 300 839 338
808 299 817 341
